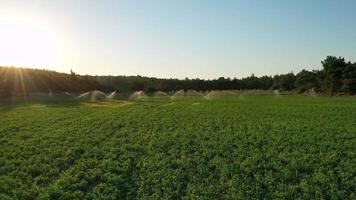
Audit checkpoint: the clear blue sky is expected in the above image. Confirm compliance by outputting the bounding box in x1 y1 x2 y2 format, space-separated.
1 0 356 79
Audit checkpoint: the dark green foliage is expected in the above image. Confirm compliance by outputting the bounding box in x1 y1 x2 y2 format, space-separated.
295 70 320 92
95 57 354 94
0 67 112 97
342 79 356 94
96 75 273 93
241 74 273 90
342 63 356 94
0 96 355 199
321 56 347 95
1 56 356 96
272 73 296 91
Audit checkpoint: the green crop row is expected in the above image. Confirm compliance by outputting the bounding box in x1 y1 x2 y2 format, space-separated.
0 96 355 199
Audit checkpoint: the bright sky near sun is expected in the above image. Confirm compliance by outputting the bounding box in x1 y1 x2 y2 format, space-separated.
0 0 356 79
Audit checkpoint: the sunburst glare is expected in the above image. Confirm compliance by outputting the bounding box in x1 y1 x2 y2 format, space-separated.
0 19 58 68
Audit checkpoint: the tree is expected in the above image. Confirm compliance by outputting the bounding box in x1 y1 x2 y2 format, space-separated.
272 73 296 91
341 63 356 94
131 81 145 91
321 56 346 95
295 69 318 92
70 69 77 79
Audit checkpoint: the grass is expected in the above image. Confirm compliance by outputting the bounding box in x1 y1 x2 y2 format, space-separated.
0 96 355 199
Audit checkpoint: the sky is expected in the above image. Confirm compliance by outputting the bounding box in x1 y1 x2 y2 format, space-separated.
0 0 356 79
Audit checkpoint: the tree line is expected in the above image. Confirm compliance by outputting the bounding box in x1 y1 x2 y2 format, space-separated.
0 67 112 97
1 56 355 97
97 56 356 95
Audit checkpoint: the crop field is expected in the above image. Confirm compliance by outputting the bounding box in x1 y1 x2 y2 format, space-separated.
0 96 355 199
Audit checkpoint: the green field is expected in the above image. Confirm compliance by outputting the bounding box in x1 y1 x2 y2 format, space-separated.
1 96 355 199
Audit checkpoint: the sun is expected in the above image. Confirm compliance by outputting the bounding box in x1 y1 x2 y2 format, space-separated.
0 19 58 68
